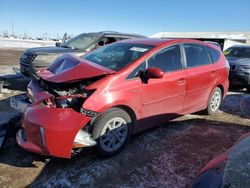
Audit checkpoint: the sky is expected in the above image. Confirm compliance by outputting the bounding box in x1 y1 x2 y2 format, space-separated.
0 0 250 38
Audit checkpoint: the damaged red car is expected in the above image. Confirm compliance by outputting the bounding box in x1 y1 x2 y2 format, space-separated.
16 39 229 158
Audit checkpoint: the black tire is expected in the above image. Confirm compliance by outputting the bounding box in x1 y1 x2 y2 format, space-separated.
205 87 222 115
92 108 132 157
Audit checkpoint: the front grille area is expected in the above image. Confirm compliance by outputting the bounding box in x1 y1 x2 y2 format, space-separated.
80 108 98 117
20 53 37 66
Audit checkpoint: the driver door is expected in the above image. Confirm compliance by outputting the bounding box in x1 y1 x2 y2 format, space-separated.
141 44 186 127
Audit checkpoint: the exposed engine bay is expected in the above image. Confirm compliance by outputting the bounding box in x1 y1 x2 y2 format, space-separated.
34 76 103 112
38 75 103 97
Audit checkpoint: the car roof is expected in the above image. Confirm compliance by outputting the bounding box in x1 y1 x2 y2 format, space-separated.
85 31 146 38
117 38 209 47
230 45 250 49
100 31 146 38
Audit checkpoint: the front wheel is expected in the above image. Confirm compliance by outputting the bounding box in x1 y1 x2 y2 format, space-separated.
92 108 132 157
205 87 222 115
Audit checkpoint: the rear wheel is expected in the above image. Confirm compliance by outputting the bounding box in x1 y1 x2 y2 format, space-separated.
92 108 132 157
205 87 222 115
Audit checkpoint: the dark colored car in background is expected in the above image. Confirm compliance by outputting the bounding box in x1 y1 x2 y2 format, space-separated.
225 45 250 92
192 133 250 188
192 96 250 188
19 31 145 78
16 39 229 158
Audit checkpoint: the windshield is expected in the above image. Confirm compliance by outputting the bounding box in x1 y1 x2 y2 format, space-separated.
225 47 250 58
62 34 100 50
84 43 153 71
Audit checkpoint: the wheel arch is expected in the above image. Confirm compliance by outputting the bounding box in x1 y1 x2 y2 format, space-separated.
217 84 224 98
111 105 138 133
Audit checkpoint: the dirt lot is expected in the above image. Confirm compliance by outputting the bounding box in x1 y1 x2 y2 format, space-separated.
0 48 250 188
0 49 24 65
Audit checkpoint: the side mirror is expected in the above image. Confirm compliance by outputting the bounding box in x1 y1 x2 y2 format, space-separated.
55 42 61 47
145 67 164 79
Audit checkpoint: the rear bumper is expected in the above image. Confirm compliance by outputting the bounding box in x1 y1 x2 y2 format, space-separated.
17 106 91 158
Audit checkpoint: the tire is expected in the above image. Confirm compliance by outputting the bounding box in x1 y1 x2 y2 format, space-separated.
92 108 132 157
205 87 222 115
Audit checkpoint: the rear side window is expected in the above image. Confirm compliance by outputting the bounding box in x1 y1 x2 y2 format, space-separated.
147 44 182 72
207 47 220 63
184 43 211 68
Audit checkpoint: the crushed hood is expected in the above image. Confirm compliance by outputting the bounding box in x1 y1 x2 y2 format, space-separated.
38 54 115 83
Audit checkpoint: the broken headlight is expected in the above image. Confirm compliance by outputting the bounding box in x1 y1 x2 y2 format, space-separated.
55 98 71 108
54 96 84 109
54 97 84 109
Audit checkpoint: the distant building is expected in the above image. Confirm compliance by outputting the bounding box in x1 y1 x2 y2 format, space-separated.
151 32 250 50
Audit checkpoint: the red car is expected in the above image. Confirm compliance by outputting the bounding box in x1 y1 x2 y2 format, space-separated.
16 39 229 158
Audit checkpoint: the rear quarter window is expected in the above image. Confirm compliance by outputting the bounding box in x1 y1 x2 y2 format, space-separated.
207 47 221 63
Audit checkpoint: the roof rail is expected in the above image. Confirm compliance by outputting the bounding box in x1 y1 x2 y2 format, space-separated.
99 31 120 34
99 31 146 38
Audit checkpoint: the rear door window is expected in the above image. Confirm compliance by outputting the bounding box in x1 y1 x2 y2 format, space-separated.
184 43 211 68
147 44 182 72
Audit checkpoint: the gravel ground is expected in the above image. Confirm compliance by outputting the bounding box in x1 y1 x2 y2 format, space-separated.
0 103 250 188
0 49 24 65
0 48 250 188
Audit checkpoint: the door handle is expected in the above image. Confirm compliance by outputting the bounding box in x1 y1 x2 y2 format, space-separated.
210 71 215 77
177 78 186 85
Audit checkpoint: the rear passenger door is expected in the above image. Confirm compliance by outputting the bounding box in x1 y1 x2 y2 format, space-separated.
182 43 216 113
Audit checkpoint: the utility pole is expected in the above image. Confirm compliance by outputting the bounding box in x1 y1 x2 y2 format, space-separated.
24 31 27 39
11 22 14 37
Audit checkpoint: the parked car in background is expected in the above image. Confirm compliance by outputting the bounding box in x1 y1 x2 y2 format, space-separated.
224 45 250 92
192 133 250 188
15 39 229 158
192 96 250 188
19 31 145 78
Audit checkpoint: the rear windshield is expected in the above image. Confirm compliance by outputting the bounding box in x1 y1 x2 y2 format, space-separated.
84 43 153 71
224 47 250 58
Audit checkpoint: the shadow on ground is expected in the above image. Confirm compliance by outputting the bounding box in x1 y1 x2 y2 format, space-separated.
0 72 30 91
0 117 250 188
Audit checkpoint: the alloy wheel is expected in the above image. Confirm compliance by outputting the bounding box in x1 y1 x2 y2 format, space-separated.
99 117 128 152
210 91 221 112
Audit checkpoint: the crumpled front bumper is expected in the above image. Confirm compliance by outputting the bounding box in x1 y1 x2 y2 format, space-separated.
16 106 91 158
